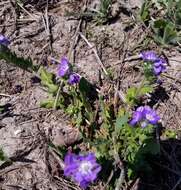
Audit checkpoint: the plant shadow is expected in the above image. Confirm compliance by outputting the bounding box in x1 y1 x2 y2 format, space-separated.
133 137 181 190
148 86 169 107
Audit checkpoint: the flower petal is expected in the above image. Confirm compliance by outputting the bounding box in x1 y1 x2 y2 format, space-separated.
63 152 101 189
0 34 10 46
145 110 160 124
68 73 80 85
139 51 158 62
153 66 162 75
57 57 70 77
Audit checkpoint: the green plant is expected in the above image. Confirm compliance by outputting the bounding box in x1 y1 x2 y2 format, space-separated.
0 105 4 113
151 0 181 45
139 0 181 45
39 54 161 188
0 148 9 166
126 81 153 106
0 45 38 72
93 0 112 25
152 19 178 45
139 0 152 23
0 148 6 161
1 33 169 189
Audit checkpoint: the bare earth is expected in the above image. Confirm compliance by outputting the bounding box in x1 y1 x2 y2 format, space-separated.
0 0 181 190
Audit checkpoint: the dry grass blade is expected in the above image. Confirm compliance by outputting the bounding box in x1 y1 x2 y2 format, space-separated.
16 1 39 21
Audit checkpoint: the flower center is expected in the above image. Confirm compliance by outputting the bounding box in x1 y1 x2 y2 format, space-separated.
146 113 154 121
140 121 148 128
79 161 92 175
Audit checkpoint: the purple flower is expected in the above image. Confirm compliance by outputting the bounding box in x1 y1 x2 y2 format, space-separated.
64 152 101 189
140 51 167 76
0 34 10 46
139 51 158 62
144 106 160 125
153 58 167 75
130 106 160 127
68 73 80 85
51 57 56 64
58 57 70 77
156 79 163 85
129 106 144 126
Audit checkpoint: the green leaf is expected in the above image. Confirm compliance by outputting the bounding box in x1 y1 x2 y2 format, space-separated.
78 77 92 113
175 0 181 26
143 62 156 83
115 114 129 133
93 138 111 159
76 111 84 126
39 67 58 95
139 0 151 22
0 148 6 161
152 19 178 45
100 0 111 15
40 99 55 108
79 77 91 96
125 87 137 105
127 168 134 179
141 139 160 155
163 22 177 44
162 129 176 139
0 106 4 113
139 85 153 95
0 45 38 72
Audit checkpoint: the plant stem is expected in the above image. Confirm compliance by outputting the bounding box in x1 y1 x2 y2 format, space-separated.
53 82 62 110
135 78 146 98
115 168 125 190
113 136 125 190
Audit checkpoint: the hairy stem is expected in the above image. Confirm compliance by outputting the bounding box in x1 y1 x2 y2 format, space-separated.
113 136 125 190
53 81 63 110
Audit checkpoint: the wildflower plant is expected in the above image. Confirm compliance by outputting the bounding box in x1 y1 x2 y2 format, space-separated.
129 106 160 127
140 0 181 45
139 50 167 83
40 57 94 128
0 34 10 46
40 53 164 189
93 0 112 25
0 34 173 189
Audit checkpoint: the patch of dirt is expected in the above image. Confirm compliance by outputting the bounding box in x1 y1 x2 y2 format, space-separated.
0 0 181 190
0 65 81 189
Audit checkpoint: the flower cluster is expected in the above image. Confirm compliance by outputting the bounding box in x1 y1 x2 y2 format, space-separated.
58 57 80 85
0 34 10 47
130 106 160 128
139 51 167 75
64 152 101 189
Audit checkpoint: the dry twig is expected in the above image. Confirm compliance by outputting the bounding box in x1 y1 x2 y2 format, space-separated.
78 32 108 76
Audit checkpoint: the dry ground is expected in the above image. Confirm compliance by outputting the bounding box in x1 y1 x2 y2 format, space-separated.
0 0 181 190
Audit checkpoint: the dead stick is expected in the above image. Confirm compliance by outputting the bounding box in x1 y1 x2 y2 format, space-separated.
78 32 108 76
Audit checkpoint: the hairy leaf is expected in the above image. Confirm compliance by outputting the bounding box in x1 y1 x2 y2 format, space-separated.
115 114 129 133
39 67 58 95
0 45 38 72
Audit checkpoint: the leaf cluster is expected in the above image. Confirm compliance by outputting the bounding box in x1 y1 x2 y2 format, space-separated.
140 0 181 45
39 68 94 128
0 45 38 72
126 84 153 106
93 0 112 25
